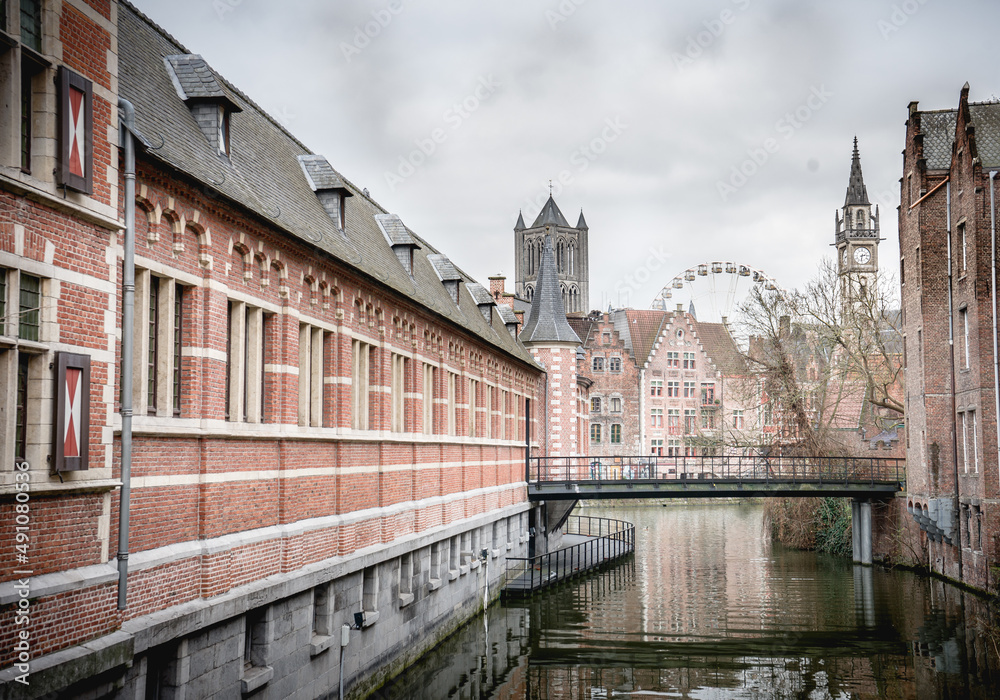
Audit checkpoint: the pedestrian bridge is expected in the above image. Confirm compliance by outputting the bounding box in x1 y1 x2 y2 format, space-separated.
527 454 905 501
527 454 905 565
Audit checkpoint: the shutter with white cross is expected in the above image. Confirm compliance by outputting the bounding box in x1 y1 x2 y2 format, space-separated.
58 67 93 194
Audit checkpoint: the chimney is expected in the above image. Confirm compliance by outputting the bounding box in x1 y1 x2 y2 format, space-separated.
676 303 683 313
489 274 505 302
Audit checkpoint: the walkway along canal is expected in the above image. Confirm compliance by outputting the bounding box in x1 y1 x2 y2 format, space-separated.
371 503 1000 699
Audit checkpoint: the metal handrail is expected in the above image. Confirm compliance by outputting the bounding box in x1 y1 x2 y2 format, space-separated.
504 515 635 595
527 454 906 488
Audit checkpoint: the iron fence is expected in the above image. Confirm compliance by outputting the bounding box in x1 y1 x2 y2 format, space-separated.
503 515 634 597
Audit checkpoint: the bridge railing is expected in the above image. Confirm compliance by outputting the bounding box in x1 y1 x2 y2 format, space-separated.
527 454 905 487
503 515 635 597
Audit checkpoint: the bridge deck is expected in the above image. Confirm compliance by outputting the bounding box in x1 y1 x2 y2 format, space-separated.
526 455 905 501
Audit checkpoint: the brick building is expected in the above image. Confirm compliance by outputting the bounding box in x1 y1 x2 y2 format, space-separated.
899 83 1000 590
0 2 557 697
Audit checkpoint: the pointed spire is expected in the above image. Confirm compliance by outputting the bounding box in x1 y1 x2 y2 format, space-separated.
530 195 571 228
519 235 581 345
844 136 870 206
576 209 588 230
514 210 526 231
688 300 697 320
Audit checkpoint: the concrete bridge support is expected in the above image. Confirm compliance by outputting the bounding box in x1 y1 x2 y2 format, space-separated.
852 499 873 565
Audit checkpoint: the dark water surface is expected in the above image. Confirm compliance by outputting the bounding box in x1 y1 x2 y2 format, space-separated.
372 504 999 699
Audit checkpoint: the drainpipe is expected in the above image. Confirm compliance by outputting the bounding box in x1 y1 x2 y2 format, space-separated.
989 170 998 592
117 98 136 610
945 181 964 581
638 367 646 454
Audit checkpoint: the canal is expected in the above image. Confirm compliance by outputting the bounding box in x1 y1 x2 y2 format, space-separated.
372 503 999 699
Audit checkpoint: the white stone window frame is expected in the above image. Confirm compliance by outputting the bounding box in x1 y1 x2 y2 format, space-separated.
298 323 327 428
226 299 267 424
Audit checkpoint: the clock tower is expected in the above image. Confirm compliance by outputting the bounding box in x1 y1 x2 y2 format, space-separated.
834 137 880 300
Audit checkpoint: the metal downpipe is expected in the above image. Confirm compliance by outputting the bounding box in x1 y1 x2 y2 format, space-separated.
117 98 136 610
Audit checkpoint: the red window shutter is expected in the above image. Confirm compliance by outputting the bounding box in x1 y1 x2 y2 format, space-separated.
54 352 91 472
58 67 93 194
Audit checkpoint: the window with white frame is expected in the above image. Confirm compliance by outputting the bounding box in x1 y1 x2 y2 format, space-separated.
666 351 679 368
667 381 679 397
390 353 406 433
591 396 602 413
684 409 697 434
610 397 622 413
136 272 186 417
732 409 744 430
650 438 663 456
226 300 268 423
609 356 621 372
592 356 604 372
650 380 662 396
683 381 696 398
468 378 479 437
422 363 435 435
683 352 696 369
351 339 373 430
651 407 663 428
298 323 326 427
447 371 457 435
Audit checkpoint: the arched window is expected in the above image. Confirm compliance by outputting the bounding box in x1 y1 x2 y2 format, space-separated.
525 285 534 302
568 243 575 275
856 209 864 228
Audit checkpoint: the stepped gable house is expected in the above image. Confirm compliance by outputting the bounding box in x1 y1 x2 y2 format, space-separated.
0 2 549 697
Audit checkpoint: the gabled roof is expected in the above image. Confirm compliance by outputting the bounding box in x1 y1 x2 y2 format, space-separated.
968 102 1000 167
530 196 571 228
298 155 352 193
845 137 870 206
622 310 668 365
519 236 580 344
497 304 518 325
695 322 745 375
919 109 958 170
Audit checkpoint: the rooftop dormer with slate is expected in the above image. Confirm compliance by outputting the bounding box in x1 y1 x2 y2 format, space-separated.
374 213 420 275
467 282 496 324
514 194 590 315
164 54 242 155
299 154 354 232
427 253 463 305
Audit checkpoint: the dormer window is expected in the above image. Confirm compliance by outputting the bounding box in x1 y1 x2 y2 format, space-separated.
466 283 495 324
428 254 462 306
164 54 241 156
375 213 420 276
298 155 354 232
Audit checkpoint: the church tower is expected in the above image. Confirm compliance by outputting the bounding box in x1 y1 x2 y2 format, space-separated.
514 195 590 315
834 138 880 299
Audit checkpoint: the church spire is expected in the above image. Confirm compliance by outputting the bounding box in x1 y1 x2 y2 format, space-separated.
845 136 870 206
576 209 588 230
514 210 526 231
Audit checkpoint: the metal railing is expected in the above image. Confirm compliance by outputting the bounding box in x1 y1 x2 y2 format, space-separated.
528 454 905 488
503 515 634 597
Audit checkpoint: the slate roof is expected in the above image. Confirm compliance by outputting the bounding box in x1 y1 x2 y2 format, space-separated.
844 137 870 206
163 54 240 109
519 236 581 344
497 305 518 325
576 210 588 230
529 196 571 228
374 214 417 247
426 254 462 282
920 110 958 170
969 102 1000 167
298 155 351 193
119 2 533 367
466 282 495 307
514 211 526 231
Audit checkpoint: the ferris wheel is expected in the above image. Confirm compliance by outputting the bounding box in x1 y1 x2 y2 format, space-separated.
651 262 782 324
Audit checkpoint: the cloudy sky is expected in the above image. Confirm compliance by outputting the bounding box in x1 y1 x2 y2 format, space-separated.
133 0 998 321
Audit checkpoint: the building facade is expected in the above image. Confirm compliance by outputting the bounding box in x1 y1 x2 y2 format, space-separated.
898 84 1000 591
0 2 551 698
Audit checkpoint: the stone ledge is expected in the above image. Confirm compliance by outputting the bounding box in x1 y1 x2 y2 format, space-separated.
240 665 273 695
398 593 415 608
309 634 334 657
447 570 459 581
0 563 118 606
428 578 442 592
0 631 133 700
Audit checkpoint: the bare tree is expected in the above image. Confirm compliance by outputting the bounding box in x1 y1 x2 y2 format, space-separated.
730 258 903 456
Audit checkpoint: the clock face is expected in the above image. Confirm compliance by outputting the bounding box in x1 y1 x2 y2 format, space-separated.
853 247 871 265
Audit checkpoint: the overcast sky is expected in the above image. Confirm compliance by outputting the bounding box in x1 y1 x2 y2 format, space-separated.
132 0 999 321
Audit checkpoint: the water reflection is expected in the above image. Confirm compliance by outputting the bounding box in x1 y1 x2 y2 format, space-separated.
372 504 999 699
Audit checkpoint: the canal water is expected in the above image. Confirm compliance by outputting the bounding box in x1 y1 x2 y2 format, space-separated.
372 503 999 699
